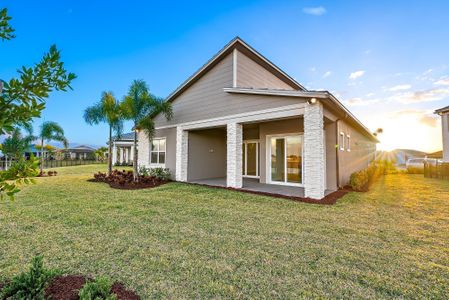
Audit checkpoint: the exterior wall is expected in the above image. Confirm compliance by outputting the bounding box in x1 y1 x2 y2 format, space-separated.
153 53 302 128
137 128 177 180
258 118 304 184
337 120 377 186
187 128 227 181
236 50 294 90
442 113 449 162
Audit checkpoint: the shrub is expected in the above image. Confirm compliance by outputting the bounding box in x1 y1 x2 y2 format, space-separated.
0 256 55 299
78 277 117 300
349 169 369 192
139 167 171 181
349 160 389 192
407 166 424 174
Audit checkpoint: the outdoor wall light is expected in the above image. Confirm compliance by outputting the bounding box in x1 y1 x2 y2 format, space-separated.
308 97 317 104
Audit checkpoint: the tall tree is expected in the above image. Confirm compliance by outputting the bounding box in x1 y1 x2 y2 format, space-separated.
84 91 123 175
121 80 172 181
37 122 68 174
0 8 75 200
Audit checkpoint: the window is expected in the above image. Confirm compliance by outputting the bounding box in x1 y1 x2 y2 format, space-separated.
150 138 166 165
346 135 351 152
339 132 345 150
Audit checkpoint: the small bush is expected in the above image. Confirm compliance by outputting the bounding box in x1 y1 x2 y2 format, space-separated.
139 167 171 181
349 160 390 192
0 256 55 299
79 277 117 300
407 166 424 174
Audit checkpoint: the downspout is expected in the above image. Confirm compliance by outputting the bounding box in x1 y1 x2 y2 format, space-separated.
335 119 341 189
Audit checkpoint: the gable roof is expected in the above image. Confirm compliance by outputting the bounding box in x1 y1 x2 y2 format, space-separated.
112 132 135 141
164 37 306 105
67 145 96 151
435 105 449 114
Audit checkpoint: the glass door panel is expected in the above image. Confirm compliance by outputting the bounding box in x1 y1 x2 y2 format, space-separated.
246 142 257 176
286 136 302 183
271 138 285 182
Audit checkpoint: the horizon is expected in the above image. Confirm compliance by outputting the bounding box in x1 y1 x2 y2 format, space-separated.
1 1 448 152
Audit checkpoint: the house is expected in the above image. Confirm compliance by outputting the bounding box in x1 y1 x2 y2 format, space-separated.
111 132 136 165
389 149 428 166
435 106 449 162
64 145 96 160
137 37 378 199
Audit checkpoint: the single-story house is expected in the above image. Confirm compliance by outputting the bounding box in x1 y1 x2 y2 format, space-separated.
435 106 449 162
137 37 378 199
64 145 96 160
111 132 137 165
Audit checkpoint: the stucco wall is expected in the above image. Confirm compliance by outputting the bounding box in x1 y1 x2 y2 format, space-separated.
442 113 449 162
187 128 227 181
337 120 377 186
324 122 338 191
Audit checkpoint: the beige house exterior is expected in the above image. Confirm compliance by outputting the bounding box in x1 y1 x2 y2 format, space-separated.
138 37 378 199
435 106 449 162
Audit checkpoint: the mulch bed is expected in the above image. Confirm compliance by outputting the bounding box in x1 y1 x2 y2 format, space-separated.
89 169 168 190
189 182 352 205
44 275 140 300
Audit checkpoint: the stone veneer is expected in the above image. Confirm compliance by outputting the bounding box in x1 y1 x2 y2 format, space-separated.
304 101 325 199
137 131 150 167
226 122 243 188
176 127 189 181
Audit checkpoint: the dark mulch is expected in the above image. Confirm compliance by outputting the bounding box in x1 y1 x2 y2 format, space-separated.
45 275 87 300
43 275 140 300
89 169 168 190
189 182 352 205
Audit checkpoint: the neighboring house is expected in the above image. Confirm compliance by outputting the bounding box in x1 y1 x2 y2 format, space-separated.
111 132 136 165
24 144 51 159
435 106 449 162
390 149 428 166
65 145 96 160
137 37 378 199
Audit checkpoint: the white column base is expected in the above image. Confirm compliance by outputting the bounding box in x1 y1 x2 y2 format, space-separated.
304 102 326 199
226 122 243 188
176 127 188 181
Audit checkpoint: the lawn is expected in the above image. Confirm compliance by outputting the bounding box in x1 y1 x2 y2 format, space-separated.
1 165 448 299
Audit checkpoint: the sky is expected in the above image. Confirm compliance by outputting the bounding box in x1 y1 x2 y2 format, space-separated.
1 0 448 152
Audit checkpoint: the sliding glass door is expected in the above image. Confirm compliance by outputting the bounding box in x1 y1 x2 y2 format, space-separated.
269 135 303 185
242 141 259 178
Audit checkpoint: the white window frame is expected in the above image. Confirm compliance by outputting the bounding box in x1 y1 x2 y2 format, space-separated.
339 132 345 151
346 134 351 152
242 140 259 179
150 137 166 167
266 133 304 187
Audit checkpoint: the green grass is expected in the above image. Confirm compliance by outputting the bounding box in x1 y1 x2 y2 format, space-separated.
1 165 448 299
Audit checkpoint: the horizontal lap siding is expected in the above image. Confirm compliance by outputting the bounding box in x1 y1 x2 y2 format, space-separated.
237 50 294 90
338 121 377 186
154 53 302 128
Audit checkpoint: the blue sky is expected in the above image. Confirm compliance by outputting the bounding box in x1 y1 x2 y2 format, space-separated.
2 0 448 151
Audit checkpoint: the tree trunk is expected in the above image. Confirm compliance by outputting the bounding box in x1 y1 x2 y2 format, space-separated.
133 126 138 182
40 137 44 174
108 125 112 176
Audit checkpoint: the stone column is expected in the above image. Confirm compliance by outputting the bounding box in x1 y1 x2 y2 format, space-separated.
130 145 134 162
112 144 117 165
304 101 326 199
176 127 188 181
226 122 243 188
137 131 149 168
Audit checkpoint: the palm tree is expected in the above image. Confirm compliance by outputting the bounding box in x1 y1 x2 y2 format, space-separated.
121 80 172 181
0 127 35 161
95 146 108 162
38 121 68 174
84 91 123 175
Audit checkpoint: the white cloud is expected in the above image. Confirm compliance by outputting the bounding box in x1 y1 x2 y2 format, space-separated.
349 70 365 80
391 87 449 104
343 97 380 106
435 77 449 86
366 92 375 97
392 109 438 127
302 6 327 16
387 84 411 92
322 71 332 78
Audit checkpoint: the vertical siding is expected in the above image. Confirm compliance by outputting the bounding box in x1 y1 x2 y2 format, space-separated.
153 128 177 179
337 120 377 186
324 122 338 191
236 50 295 90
